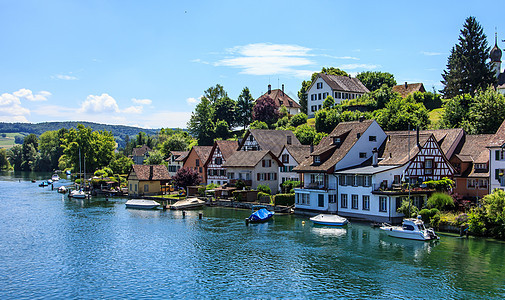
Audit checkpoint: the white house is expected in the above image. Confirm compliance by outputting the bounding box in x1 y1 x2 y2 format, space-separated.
204 140 238 186
306 73 369 118
166 151 188 177
278 145 311 185
488 119 505 191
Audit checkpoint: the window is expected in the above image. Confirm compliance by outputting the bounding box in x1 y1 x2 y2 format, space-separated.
356 175 364 186
335 92 341 99
129 184 132 191
379 196 387 212
282 154 289 163
351 194 358 209
134 184 137 192
262 159 272 168
215 157 222 165
318 105 321 110
475 163 486 170
339 175 347 186
369 136 376 142
333 137 341 145
362 195 370 211
393 175 401 184
199 167 202 173
318 93 322 100
364 176 371 187
359 152 367 158
228 172 235 179
144 185 149 192
318 194 325 207
341 194 348 208
317 82 323 89
195 159 200 167
314 156 321 164
329 194 337 203
346 175 355 186
467 179 477 189
425 159 433 175
496 150 504 161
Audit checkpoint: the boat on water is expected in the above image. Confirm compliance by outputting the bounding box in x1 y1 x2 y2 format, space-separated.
51 174 60 181
310 214 348 226
246 205 274 223
380 216 439 241
65 170 71 175
170 197 205 210
57 186 67 193
38 181 51 187
125 199 160 209
69 189 88 199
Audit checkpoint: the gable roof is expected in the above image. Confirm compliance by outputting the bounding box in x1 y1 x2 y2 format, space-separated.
257 88 301 109
192 146 213 162
283 145 311 164
223 150 280 168
239 129 301 156
378 133 432 166
489 118 505 148
204 140 239 167
295 119 375 172
386 128 464 158
454 134 493 164
315 73 369 93
132 145 151 156
392 83 426 98
173 151 189 162
128 164 170 181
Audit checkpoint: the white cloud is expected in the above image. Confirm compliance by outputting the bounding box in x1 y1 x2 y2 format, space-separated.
13 88 51 101
122 106 143 114
422 51 443 56
322 54 359 60
53 74 78 80
191 58 210 65
0 92 31 122
132 98 152 105
339 64 380 70
186 95 201 105
78 93 120 114
215 43 315 77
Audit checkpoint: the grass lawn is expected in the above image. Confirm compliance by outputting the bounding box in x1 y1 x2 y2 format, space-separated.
0 133 26 149
428 108 444 129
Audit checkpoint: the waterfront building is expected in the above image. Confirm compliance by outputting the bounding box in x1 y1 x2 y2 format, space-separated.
278 144 311 185
488 119 505 191
490 32 505 95
127 164 171 197
130 145 151 165
256 84 301 115
306 73 369 118
166 151 188 177
204 140 238 186
182 146 213 185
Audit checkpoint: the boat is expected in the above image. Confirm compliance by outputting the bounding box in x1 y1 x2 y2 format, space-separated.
69 189 88 199
310 214 348 226
246 205 275 223
65 170 71 175
125 199 160 209
170 197 205 210
380 216 439 241
47 179 53 184
51 174 60 181
38 181 51 187
57 186 67 193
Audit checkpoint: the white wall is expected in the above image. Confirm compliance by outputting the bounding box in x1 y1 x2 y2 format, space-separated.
307 77 332 118
489 147 505 191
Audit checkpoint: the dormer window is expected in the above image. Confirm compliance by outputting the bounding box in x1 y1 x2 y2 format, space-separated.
314 156 321 164
475 163 487 170
279 100 283 105
333 137 341 145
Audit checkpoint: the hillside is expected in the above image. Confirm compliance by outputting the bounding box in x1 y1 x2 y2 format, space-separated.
0 121 161 148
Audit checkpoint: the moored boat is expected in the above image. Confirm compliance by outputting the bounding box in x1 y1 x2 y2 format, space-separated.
310 214 348 226
39 181 51 187
125 199 160 209
69 189 88 199
380 216 439 241
57 186 67 193
170 197 205 210
246 205 274 223
51 174 60 181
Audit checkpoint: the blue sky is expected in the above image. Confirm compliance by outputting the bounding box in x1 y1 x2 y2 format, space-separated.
0 0 503 128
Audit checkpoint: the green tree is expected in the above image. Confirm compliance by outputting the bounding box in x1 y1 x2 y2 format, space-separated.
441 93 473 128
294 124 316 145
0 148 10 170
375 96 430 131
212 96 236 127
313 132 328 145
109 154 133 174
215 120 231 140
187 97 215 146
406 91 443 110
21 134 39 171
427 193 455 210
356 71 396 91
203 84 228 105
253 95 279 127
236 87 254 129
161 134 188 157
323 95 335 109
144 149 164 165
315 108 340 134
468 87 505 134
7 145 23 170
249 120 268 130
38 129 66 171
290 112 307 127
441 16 495 98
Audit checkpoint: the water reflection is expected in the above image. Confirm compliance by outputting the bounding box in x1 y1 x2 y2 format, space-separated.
311 225 347 237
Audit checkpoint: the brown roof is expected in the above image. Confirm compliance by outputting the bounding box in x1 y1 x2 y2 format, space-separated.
295 119 375 172
129 164 170 181
173 151 189 162
192 146 213 162
392 83 426 98
203 140 239 167
489 118 505 147
240 129 301 156
223 150 280 168
132 145 151 156
453 134 492 177
386 128 464 158
317 73 369 93
378 133 432 166
284 145 311 164
258 88 301 109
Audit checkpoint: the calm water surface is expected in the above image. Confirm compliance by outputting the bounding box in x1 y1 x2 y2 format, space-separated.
1 171 505 299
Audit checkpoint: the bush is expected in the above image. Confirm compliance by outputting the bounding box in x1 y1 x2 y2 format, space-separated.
257 184 271 195
423 177 454 192
232 191 244 202
454 213 469 226
396 199 419 218
419 208 440 223
274 193 295 206
235 180 246 190
257 191 271 203
280 180 300 194
427 193 454 210
198 186 206 196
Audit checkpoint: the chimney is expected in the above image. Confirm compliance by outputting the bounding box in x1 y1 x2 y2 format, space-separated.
268 84 271 94
416 126 421 149
149 165 153 180
359 115 364 122
310 144 314 153
405 82 408 89
348 74 351 78
282 84 284 96
372 147 378 167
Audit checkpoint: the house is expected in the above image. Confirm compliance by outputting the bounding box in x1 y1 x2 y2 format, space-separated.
182 146 213 184
392 82 426 98
278 144 311 184
166 151 188 177
450 134 492 200
239 129 301 155
294 119 386 213
127 164 171 197
204 140 239 186
223 150 282 193
131 145 151 165
306 73 369 118
257 84 301 115
488 119 505 191
490 33 505 95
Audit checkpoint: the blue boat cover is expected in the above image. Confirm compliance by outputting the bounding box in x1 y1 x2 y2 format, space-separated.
248 208 274 222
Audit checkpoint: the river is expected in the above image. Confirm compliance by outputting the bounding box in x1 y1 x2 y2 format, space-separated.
0 171 504 299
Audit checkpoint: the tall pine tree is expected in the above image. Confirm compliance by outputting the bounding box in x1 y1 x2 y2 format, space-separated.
236 87 254 130
441 16 495 98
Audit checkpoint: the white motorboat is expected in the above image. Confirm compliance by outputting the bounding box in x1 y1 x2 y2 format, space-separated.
125 199 160 209
57 186 67 193
51 174 60 181
310 214 348 226
170 197 205 210
380 216 439 241
69 189 88 199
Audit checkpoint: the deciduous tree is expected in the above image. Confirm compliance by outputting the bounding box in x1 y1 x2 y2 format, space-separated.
236 87 254 130
253 95 279 127
356 71 396 91
173 167 201 189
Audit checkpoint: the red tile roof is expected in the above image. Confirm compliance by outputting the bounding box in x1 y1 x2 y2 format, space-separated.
489 118 505 147
128 164 170 181
257 88 301 109
318 73 369 93
392 83 426 98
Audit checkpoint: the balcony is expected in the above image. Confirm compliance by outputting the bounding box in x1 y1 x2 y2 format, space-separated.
372 183 434 195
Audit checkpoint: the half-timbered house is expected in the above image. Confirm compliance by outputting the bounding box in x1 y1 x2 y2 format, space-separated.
204 140 238 186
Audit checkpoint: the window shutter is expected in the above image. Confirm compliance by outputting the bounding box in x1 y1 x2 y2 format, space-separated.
274 173 277 180
262 160 265 167
257 173 261 181
496 169 500 180
496 150 501 161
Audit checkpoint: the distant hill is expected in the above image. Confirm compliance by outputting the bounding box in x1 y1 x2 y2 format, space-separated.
0 121 161 148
